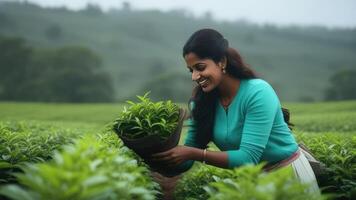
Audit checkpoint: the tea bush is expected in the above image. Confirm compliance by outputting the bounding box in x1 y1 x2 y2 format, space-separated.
175 164 324 200
293 113 356 132
98 129 146 166
0 121 81 183
285 101 356 115
0 135 160 200
174 163 229 200
206 165 324 200
1 101 355 199
296 132 356 199
283 101 356 133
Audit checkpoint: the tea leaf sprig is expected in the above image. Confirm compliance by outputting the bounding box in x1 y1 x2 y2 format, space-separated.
113 93 180 140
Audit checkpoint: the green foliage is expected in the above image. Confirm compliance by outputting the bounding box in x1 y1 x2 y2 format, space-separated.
325 70 356 101
0 35 32 100
174 164 234 200
80 3 103 16
175 164 324 200
113 93 180 140
96 130 124 149
26 46 115 102
1 1 356 101
285 101 356 132
0 101 356 199
44 24 62 41
0 135 159 200
293 112 356 132
0 121 81 183
97 129 145 164
206 165 324 200
0 34 114 102
296 132 356 199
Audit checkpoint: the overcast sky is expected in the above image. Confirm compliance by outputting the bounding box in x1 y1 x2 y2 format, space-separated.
7 0 356 28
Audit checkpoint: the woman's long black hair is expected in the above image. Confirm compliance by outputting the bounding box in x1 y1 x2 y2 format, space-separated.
183 28 293 148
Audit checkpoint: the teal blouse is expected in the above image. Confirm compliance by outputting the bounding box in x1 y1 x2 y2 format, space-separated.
176 79 298 172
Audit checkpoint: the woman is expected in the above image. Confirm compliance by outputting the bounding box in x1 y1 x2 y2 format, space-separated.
151 28 319 196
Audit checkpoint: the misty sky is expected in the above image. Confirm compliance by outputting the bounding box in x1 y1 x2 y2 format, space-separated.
7 0 356 28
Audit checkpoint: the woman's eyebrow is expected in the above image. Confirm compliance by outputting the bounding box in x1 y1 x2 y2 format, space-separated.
188 62 205 69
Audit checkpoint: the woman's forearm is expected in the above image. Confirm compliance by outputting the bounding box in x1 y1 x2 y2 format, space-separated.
189 147 229 168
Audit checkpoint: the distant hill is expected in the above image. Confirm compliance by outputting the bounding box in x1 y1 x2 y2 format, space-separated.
0 1 355 102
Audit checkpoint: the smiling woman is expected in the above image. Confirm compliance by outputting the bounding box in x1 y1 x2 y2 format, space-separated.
151 28 320 199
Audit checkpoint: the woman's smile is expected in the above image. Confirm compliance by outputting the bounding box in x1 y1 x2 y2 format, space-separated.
198 78 209 87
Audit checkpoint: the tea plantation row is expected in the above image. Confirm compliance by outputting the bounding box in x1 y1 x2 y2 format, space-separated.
0 101 355 199
0 121 327 200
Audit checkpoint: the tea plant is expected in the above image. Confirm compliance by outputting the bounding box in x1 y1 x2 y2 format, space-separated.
282 101 356 133
0 135 159 200
285 101 356 115
98 130 147 166
175 164 324 200
0 100 355 199
206 165 324 200
296 132 356 199
292 113 356 132
174 163 230 200
0 121 81 183
113 93 180 140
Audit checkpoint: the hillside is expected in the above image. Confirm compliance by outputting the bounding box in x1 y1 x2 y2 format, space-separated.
0 1 355 102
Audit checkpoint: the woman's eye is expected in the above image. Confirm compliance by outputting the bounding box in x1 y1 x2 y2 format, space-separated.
196 65 205 71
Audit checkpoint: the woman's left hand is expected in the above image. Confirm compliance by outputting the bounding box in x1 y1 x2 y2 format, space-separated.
151 146 196 166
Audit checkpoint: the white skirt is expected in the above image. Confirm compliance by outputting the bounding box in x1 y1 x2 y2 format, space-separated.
291 148 320 193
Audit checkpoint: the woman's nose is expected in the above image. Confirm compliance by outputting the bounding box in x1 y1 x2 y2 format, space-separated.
192 71 200 81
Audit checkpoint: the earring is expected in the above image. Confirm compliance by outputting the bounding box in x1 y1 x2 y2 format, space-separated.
222 67 226 74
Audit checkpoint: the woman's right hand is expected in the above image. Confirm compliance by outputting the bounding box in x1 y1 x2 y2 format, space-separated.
151 146 199 166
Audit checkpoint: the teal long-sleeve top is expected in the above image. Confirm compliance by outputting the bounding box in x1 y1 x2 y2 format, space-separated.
176 79 298 172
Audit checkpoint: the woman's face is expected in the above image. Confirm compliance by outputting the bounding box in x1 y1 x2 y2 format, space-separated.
185 52 224 92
